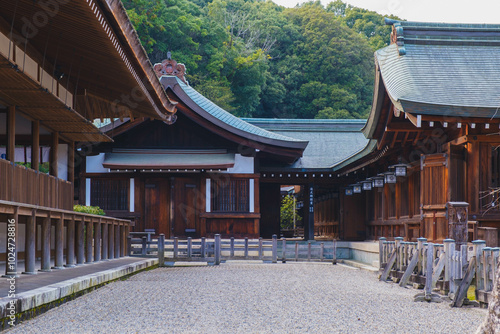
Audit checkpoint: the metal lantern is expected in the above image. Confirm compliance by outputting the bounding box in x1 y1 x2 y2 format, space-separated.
345 187 353 196
353 183 362 193
372 176 384 188
390 163 408 177
384 171 397 184
361 179 373 191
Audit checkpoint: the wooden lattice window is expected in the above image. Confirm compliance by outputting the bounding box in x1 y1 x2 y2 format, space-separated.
91 179 129 211
211 179 249 212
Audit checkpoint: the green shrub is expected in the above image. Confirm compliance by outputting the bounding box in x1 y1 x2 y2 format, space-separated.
280 195 301 230
73 205 106 216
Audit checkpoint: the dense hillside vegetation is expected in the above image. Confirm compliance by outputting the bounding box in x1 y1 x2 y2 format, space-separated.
123 0 399 119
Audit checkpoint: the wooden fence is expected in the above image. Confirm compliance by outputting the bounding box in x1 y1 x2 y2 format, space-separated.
0 159 73 210
379 237 499 307
128 235 337 265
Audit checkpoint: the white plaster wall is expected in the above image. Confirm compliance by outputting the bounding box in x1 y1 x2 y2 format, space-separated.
0 147 50 163
206 179 211 213
86 153 108 173
130 178 135 212
249 179 255 213
225 154 254 174
58 144 68 181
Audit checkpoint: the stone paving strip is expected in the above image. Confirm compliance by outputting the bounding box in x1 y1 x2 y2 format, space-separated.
6 262 485 334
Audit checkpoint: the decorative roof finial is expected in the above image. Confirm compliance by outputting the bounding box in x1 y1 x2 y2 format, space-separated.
154 52 188 84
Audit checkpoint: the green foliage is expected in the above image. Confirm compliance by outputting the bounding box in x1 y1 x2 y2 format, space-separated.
280 195 301 230
15 162 50 174
123 0 399 119
73 205 106 216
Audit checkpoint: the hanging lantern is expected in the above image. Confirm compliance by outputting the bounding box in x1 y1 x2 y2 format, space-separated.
353 184 362 193
390 163 408 177
345 186 353 196
372 176 384 188
384 171 397 184
361 179 373 191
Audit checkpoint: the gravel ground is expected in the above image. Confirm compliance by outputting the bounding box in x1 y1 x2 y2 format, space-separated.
7 262 486 334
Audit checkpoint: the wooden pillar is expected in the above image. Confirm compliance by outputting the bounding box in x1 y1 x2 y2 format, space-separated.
3 206 19 277
85 220 93 263
40 213 51 272
76 218 85 265
94 219 101 261
50 132 59 177
6 106 15 162
53 217 64 269
32 121 39 171
115 223 121 257
67 141 74 184
23 209 37 274
65 215 76 267
108 223 115 259
446 202 469 250
304 183 315 241
121 223 126 257
102 222 108 260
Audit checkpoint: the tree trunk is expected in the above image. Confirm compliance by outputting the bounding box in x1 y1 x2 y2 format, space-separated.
476 262 500 333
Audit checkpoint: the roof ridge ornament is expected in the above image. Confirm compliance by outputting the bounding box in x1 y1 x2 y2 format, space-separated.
154 53 188 85
386 18 406 56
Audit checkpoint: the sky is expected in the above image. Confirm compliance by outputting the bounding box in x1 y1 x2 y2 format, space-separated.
271 0 500 24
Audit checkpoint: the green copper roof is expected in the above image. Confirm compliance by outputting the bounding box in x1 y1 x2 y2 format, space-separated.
244 118 369 170
161 76 308 150
378 20 500 118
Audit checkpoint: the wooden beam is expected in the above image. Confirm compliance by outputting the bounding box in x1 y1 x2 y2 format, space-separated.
50 132 59 177
32 121 40 172
6 106 15 162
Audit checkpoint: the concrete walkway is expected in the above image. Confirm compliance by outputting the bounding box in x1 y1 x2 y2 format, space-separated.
0 257 157 324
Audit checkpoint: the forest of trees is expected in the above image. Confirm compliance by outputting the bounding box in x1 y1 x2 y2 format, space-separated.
123 0 399 119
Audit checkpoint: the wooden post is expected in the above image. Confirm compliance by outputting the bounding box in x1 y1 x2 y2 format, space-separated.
307 241 312 262
102 222 108 260
320 242 324 262
126 236 132 256
114 223 120 258
108 223 114 259
395 237 404 272
94 219 101 261
332 240 337 265
121 223 126 257
474 240 486 291
50 132 59 177
53 217 64 269
85 220 93 263
244 237 249 259
23 209 37 274
141 236 147 256
417 237 427 275
446 202 469 250
201 237 206 258
76 218 85 264
379 237 387 269
32 120 39 172
258 237 263 260
281 238 286 263
67 141 75 184
173 237 178 259
187 237 192 258
214 234 221 265
230 237 235 258
4 206 19 277
444 239 455 293
304 184 315 241
424 243 434 299
158 234 165 267
40 214 51 272
272 235 277 263
295 242 299 262
6 106 15 163
65 215 75 267
482 247 491 294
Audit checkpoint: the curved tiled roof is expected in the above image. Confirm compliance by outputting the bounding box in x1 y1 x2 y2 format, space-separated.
377 20 500 118
161 76 308 150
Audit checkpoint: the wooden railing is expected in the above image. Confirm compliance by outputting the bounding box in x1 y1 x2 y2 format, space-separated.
379 237 500 307
128 235 338 265
0 159 73 210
